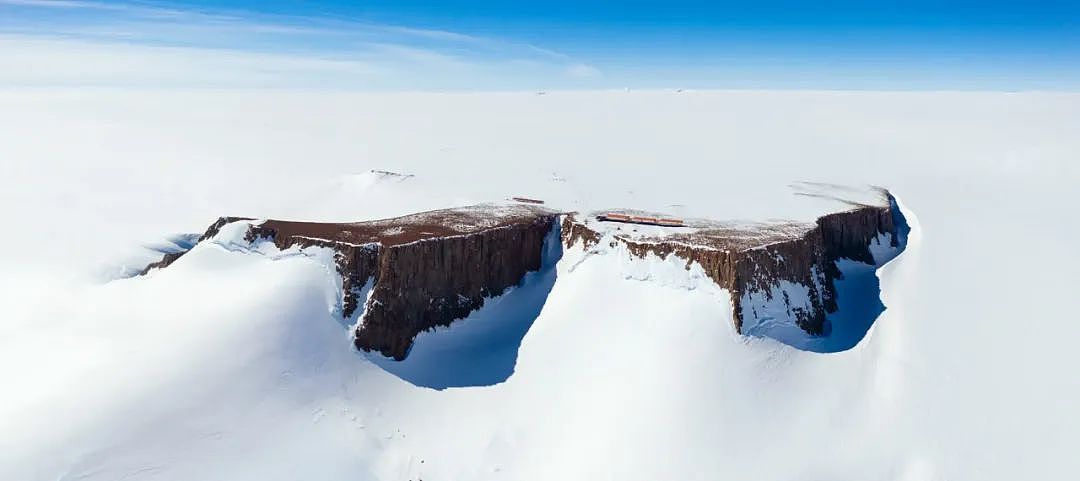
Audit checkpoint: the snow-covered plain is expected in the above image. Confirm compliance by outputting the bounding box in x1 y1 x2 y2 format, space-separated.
1 89 1079 480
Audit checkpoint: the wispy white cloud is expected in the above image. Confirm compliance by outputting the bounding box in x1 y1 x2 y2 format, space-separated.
566 63 603 79
0 0 194 19
0 34 391 88
0 0 98 7
0 0 603 89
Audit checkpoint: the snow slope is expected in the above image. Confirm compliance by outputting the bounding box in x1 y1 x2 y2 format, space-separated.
2 90 1079 480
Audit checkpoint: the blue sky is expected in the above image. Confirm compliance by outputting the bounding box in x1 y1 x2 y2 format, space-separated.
1 0 1078 89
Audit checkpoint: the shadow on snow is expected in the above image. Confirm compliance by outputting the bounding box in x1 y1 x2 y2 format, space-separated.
745 197 912 353
366 198 911 382
365 224 562 390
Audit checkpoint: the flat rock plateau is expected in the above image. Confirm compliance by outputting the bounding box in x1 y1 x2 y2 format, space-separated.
144 187 905 360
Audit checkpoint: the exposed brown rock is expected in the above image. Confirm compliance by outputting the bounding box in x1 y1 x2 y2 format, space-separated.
139 216 253 274
141 189 903 358
560 215 602 250
145 205 558 360
560 191 902 334
243 223 380 318
140 250 188 274
356 215 554 359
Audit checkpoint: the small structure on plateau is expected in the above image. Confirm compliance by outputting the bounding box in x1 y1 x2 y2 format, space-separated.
597 212 685 227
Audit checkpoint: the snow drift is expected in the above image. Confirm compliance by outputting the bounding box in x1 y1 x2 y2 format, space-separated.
2 89 1079 480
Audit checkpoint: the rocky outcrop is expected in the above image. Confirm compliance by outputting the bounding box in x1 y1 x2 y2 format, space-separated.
242 223 381 317
140 216 253 274
144 205 558 360
142 189 904 359
562 191 904 334
242 206 558 359
357 217 554 359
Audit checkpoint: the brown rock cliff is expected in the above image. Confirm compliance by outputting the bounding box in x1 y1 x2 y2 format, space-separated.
144 206 558 361
561 193 901 334
141 191 902 357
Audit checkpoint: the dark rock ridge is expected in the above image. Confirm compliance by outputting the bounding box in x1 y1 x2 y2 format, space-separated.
562 190 903 334
144 205 558 360
139 216 253 274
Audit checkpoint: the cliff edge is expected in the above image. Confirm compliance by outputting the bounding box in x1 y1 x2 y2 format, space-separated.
145 205 558 360
141 187 905 360
562 188 904 335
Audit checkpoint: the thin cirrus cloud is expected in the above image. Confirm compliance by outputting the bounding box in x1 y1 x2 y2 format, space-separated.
0 0 603 89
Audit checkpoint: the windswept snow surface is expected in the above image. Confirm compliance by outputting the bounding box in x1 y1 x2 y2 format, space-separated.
2 90 1080 480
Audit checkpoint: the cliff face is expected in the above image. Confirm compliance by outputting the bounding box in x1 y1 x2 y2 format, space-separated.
142 190 903 360
356 216 554 359
145 205 559 361
562 193 903 335
242 223 381 318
